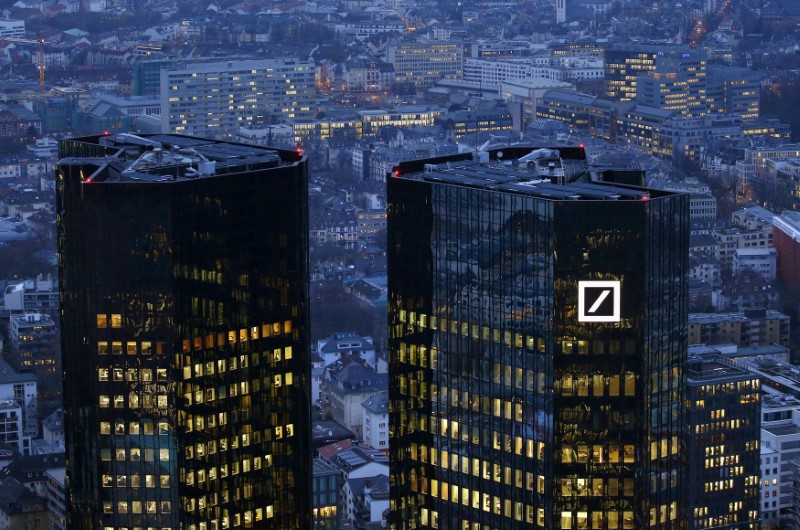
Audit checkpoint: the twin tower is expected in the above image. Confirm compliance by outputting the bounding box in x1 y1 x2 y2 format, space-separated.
57 135 689 529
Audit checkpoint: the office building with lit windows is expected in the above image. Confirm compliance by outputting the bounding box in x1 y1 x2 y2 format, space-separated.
386 41 464 89
161 58 317 137
387 148 689 530
57 133 311 530
604 44 705 105
685 354 761 530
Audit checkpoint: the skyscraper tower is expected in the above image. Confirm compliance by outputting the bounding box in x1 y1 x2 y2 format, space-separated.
387 148 689 530
57 133 311 530
556 0 566 23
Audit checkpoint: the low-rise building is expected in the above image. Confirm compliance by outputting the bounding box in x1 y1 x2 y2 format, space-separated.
346 474 390 530
733 248 777 281
0 476 46 530
761 411 800 525
320 356 386 438
317 332 376 368
7 313 60 400
688 309 790 348
361 391 388 451
0 275 58 317
0 358 37 450
46 467 66 530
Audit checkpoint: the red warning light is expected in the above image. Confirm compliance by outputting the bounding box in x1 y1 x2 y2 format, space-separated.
296 146 303 155
392 168 401 177
641 194 649 201
579 143 585 149
103 130 110 136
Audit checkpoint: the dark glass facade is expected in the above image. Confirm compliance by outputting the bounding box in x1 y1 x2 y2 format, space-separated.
387 150 689 530
57 134 311 530
686 356 761 530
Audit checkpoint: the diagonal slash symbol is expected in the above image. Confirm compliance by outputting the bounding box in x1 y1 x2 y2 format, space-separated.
588 289 611 314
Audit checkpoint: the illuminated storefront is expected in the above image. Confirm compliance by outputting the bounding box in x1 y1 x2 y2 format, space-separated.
387 149 689 529
57 134 311 530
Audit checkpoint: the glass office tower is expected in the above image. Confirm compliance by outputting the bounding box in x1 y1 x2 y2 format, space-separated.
387 149 688 530
57 134 311 530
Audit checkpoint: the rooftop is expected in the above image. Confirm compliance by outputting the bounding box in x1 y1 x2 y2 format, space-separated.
392 147 666 202
59 134 302 184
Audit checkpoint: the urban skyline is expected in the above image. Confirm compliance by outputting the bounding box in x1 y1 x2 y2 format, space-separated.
0 0 799 528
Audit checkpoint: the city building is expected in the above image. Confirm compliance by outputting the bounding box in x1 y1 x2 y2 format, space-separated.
0 452 65 498
132 60 172 97
500 79 576 132
771 158 800 212
46 467 67 530
7 312 60 400
387 148 688 529
688 309 790 348
0 476 47 530
313 459 340 530
0 357 37 453
604 44 703 103
317 332 377 368
772 211 800 297
386 41 464 89
57 133 311 529
346 474 389 529
733 248 777 281
760 410 800 524
0 399 25 455
358 108 444 136
706 66 760 121
320 356 386 438
343 58 395 93
685 355 761 530
0 275 59 318
433 105 513 141
0 20 25 38
357 209 387 246
35 407 64 455
361 391 389 451
161 58 317 136
635 48 707 117
735 144 800 202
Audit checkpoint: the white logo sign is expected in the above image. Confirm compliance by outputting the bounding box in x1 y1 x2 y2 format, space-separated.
578 281 621 322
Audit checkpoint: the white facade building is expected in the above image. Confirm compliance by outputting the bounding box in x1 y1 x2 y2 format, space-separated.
361 391 388 450
0 400 24 454
733 247 777 281
0 357 37 452
317 332 376 368
0 20 24 38
761 410 800 525
161 58 317 137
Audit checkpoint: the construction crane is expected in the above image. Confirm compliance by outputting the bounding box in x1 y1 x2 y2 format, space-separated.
2 37 49 92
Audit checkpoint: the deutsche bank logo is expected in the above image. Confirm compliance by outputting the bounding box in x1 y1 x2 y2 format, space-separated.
578 281 621 322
